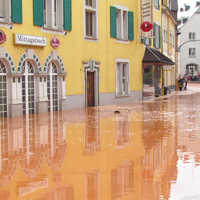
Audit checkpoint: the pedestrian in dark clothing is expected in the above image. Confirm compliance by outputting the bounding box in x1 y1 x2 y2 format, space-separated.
184 76 188 90
178 77 184 91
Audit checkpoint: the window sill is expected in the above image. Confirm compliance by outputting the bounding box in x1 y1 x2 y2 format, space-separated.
115 39 130 44
116 94 130 98
0 20 13 29
84 36 98 41
189 56 196 58
42 27 66 35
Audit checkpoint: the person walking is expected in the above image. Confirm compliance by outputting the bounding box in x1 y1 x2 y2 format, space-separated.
184 76 188 90
178 77 184 91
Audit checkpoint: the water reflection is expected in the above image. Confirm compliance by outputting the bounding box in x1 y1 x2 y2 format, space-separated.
1 92 200 199
111 161 134 199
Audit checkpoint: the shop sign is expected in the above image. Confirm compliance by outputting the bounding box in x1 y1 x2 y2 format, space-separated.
50 37 60 48
141 0 153 38
15 34 46 47
0 30 6 44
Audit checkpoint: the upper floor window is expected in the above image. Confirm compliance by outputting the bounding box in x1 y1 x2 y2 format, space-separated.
33 0 72 31
0 0 22 24
154 0 160 10
153 23 161 49
84 0 97 39
189 48 196 57
116 8 128 40
163 28 168 42
110 6 134 41
44 0 63 29
189 32 196 40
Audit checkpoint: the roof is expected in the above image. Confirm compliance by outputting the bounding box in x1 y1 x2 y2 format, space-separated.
178 6 200 29
143 47 175 65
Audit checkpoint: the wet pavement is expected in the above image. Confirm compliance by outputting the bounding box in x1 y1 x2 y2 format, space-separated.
1 85 200 199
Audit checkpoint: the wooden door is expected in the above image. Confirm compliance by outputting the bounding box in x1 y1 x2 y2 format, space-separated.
87 72 95 107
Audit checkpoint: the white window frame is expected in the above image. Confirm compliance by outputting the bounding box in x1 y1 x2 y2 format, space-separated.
189 48 196 58
0 60 8 117
47 62 59 112
22 61 36 115
44 0 64 30
0 0 11 24
83 0 98 40
116 59 130 97
115 5 129 41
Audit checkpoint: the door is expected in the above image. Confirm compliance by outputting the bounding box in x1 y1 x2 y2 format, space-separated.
22 61 35 115
87 71 95 107
47 63 59 112
0 61 7 117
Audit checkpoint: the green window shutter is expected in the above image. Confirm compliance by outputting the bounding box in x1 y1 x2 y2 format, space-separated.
110 6 117 38
128 11 134 41
64 0 72 31
159 25 161 48
11 0 22 24
33 0 44 26
153 23 156 47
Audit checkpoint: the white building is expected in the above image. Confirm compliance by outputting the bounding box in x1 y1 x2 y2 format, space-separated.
178 7 200 80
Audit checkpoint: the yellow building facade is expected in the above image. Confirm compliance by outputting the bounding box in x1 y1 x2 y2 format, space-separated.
0 0 146 117
162 0 178 93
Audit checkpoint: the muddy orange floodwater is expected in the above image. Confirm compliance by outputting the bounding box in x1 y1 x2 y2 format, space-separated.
1 92 200 200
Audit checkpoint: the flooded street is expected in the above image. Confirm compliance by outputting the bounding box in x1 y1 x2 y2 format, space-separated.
1 87 200 200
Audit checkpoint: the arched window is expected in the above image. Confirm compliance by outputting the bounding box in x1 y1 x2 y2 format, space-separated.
22 61 35 115
47 62 59 112
0 60 8 117
186 63 198 77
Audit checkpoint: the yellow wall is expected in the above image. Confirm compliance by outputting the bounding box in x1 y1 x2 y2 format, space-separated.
0 0 145 97
161 1 176 87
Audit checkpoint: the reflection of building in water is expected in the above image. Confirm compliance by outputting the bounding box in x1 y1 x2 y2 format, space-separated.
37 173 74 200
111 161 134 199
84 109 100 153
115 112 130 147
142 101 177 200
0 118 17 186
86 171 99 200
0 112 67 183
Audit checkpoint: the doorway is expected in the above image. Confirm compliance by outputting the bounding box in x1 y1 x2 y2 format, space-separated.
22 61 35 115
87 71 95 107
47 62 59 112
0 60 8 117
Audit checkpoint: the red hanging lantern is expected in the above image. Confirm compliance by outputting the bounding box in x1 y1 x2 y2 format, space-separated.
141 22 153 32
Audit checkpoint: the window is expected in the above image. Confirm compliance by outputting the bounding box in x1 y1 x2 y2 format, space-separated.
0 60 8 117
116 8 128 40
84 0 97 39
189 32 196 40
154 0 160 10
110 6 134 41
22 61 35 115
189 48 196 57
163 28 168 42
153 23 161 49
116 61 129 96
47 62 59 112
34 0 71 31
0 0 10 23
44 0 63 29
